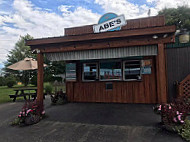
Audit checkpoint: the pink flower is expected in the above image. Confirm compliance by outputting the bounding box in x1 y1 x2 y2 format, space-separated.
158 105 161 111
176 111 179 115
180 120 184 123
26 109 32 114
173 117 177 122
177 115 182 121
18 115 21 117
41 110 45 115
169 106 172 109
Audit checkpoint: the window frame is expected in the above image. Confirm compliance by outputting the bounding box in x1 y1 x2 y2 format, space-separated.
99 60 123 81
82 62 99 82
123 60 142 81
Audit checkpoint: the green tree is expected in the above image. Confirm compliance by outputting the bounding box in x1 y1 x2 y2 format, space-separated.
0 76 6 86
3 34 34 86
158 6 190 30
3 34 66 86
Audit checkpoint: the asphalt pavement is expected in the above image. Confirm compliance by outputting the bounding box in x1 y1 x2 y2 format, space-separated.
0 96 184 142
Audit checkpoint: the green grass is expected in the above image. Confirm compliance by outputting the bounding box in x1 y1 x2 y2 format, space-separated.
0 84 36 104
0 86 16 104
0 82 65 104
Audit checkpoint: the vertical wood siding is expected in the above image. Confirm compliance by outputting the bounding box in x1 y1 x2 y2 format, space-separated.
166 46 190 101
66 57 157 104
65 16 165 36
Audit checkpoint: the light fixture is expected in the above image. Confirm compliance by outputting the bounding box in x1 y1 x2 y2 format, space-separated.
179 29 189 43
163 34 168 38
152 35 158 39
32 49 40 54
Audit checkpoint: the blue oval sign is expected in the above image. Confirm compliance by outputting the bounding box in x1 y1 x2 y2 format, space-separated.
98 13 120 31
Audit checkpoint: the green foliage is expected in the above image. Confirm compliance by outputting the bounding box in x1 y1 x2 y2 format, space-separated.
158 6 190 30
3 34 66 85
44 83 53 95
44 60 65 82
3 34 34 86
178 120 190 141
11 118 21 126
0 76 6 86
30 75 37 86
6 75 16 88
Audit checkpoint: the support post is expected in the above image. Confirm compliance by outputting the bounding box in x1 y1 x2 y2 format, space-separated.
37 53 44 106
156 44 167 103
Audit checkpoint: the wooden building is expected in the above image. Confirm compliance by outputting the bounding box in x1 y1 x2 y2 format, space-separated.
166 35 190 102
26 15 176 104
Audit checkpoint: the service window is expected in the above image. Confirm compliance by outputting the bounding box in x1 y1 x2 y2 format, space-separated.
66 63 76 81
100 61 122 80
83 63 98 81
124 60 141 81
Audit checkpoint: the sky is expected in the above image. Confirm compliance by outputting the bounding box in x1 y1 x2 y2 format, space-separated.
0 0 190 71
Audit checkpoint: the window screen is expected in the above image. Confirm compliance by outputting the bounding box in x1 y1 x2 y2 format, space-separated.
100 61 122 80
124 60 141 80
83 63 98 81
66 63 76 81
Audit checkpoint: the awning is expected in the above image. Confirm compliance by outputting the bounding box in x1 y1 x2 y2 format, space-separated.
45 45 157 61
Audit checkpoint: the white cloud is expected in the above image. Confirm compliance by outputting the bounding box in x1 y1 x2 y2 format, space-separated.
154 0 190 10
95 0 151 19
58 5 73 15
0 0 6 5
95 0 190 18
147 0 190 15
0 0 190 66
0 32 18 66
0 0 100 65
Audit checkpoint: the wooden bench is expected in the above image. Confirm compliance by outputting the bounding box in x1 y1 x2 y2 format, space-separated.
9 94 27 102
9 88 38 102
9 93 45 102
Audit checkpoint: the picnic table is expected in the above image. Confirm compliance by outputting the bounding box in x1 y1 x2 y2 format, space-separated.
9 88 37 102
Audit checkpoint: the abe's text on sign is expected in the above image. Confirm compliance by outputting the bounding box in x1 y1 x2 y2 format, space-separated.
93 15 126 33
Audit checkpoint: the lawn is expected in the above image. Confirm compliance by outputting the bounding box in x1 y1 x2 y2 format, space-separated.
0 83 65 104
0 85 37 104
0 86 16 104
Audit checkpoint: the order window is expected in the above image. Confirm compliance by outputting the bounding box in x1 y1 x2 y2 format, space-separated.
100 61 122 80
124 60 141 80
66 63 76 81
83 63 98 81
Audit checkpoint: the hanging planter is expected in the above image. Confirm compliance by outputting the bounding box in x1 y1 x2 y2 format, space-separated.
179 29 189 43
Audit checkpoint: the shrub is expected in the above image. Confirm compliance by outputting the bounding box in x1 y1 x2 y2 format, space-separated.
161 98 189 126
6 76 16 88
44 83 53 95
153 104 162 114
153 96 189 132
51 89 67 105
16 100 45 125
177 120 190 141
